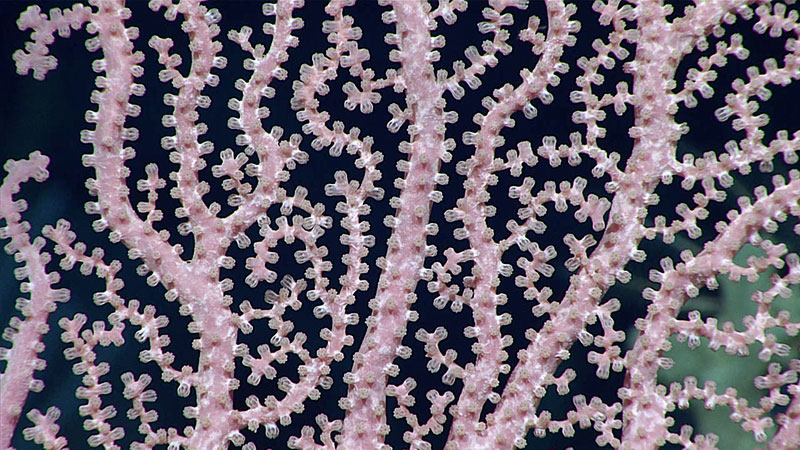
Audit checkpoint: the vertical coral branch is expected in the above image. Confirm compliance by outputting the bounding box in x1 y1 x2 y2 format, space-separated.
0 152 67 450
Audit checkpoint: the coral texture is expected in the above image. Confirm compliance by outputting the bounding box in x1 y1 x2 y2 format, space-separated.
1 0 800 449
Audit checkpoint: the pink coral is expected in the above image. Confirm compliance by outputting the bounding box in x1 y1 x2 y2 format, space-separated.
1 0 800 449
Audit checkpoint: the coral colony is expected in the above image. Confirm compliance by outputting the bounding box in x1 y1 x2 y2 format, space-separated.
1 0 800 449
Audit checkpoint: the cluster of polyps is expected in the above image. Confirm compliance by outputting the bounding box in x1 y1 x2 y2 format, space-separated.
2 0 800 449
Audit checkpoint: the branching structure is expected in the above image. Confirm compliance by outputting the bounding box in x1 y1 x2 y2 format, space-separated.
1 0 800 449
